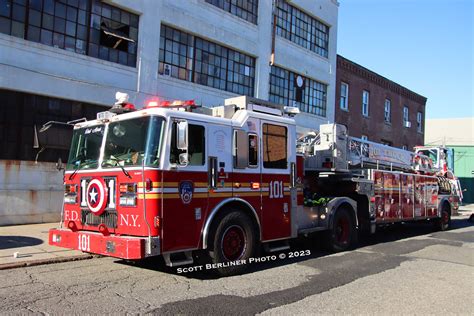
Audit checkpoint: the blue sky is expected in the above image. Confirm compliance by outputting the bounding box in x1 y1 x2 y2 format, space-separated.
337 0 473 119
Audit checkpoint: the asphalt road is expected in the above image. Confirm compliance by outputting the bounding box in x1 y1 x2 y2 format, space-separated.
1 217 473 315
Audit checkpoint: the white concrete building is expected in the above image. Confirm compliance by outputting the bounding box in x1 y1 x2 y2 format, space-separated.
0 0 339 225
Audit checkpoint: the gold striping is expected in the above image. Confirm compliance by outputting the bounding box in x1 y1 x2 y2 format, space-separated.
137 182 161 188
193 193 209 198
137 193 161 199
209 192 233 198
162 182 179 187
194 182 209 187
233 192 262 197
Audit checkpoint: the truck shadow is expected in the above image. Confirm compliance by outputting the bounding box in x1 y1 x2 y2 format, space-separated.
0 236 43 250
116 216 472 280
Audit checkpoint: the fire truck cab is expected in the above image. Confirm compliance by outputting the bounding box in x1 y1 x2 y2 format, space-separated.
50 95 302 274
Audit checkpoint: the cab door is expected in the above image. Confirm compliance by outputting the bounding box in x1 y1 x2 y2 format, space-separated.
232 125 262 229
259 121 292 241
161 119 209 253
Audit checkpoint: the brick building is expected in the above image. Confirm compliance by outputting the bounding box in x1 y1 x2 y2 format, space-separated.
335 55 427 150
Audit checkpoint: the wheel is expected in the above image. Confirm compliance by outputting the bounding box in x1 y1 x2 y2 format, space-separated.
434 203 451 231
324 206 357 252
208 210 258 276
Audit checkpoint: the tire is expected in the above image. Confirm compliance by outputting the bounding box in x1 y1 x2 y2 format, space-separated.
324 206 358 252
434 203 451 231
208 210 258 276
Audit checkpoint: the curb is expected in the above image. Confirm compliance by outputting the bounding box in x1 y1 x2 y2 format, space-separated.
0 254 97 270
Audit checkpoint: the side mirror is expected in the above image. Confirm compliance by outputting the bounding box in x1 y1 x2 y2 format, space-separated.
179 153 189 166
177 120 188 151
56 157 64 171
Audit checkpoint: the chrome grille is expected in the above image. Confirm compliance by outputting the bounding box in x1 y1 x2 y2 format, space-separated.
81 209 118 228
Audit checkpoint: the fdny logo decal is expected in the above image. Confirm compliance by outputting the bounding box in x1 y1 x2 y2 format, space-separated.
86 178 108 215
179 181 194 204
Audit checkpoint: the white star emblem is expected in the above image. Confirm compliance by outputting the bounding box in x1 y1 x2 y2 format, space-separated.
89 188 98 204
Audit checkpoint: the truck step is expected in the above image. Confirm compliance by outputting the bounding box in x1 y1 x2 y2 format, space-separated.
264 241 290 253
163 251 193 267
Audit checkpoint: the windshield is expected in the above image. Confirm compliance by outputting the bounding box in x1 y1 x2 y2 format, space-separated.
102 116 165 168
66 125 105 170
418 149 438 165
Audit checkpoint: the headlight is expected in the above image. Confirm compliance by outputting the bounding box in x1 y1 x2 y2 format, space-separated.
64 194 77 204
64 184 77 204
120 196 136 206
119 183 137 206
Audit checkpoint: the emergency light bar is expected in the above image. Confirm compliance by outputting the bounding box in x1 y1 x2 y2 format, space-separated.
145 99 197 109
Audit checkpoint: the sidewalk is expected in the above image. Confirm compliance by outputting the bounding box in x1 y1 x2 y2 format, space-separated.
0 204 473 270
0 222 92 270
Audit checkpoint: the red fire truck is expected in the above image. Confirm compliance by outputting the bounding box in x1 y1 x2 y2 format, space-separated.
49 94 461 275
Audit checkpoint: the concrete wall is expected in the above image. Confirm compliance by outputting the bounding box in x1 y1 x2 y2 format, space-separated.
0 0 338 122
0 161 63 226
425 118 474 146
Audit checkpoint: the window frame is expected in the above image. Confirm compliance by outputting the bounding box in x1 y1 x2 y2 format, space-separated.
340 82 349 111
274 0 329 58
417 112 423 132
248 133 258 168
0 0 138 67
403 106 409 126
159 24 256 97
362 90 369 117
204 0 258 24
384 99 391 123
269 65 327 117
262 123 288 170
169 121 206 167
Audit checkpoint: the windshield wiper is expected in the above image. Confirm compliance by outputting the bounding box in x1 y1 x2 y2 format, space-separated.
68 159 83 180
103 156 132 179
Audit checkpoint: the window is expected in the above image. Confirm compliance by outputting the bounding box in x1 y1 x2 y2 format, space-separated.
159 24 256 97
361 135 368 141
171 123 205 166
0 0 138 67
340 82 349 111
384 99 391 123
0 89 107 162
92 1 138 66
205 0 258 24
362 90 369 117
403 106 409 127
170 123 205 166
274 0 329 58
248 134 258 167
269 65 327 117
417 112 423 132
263 123 287 169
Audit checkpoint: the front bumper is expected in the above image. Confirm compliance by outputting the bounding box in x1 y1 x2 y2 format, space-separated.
49 229 160 260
